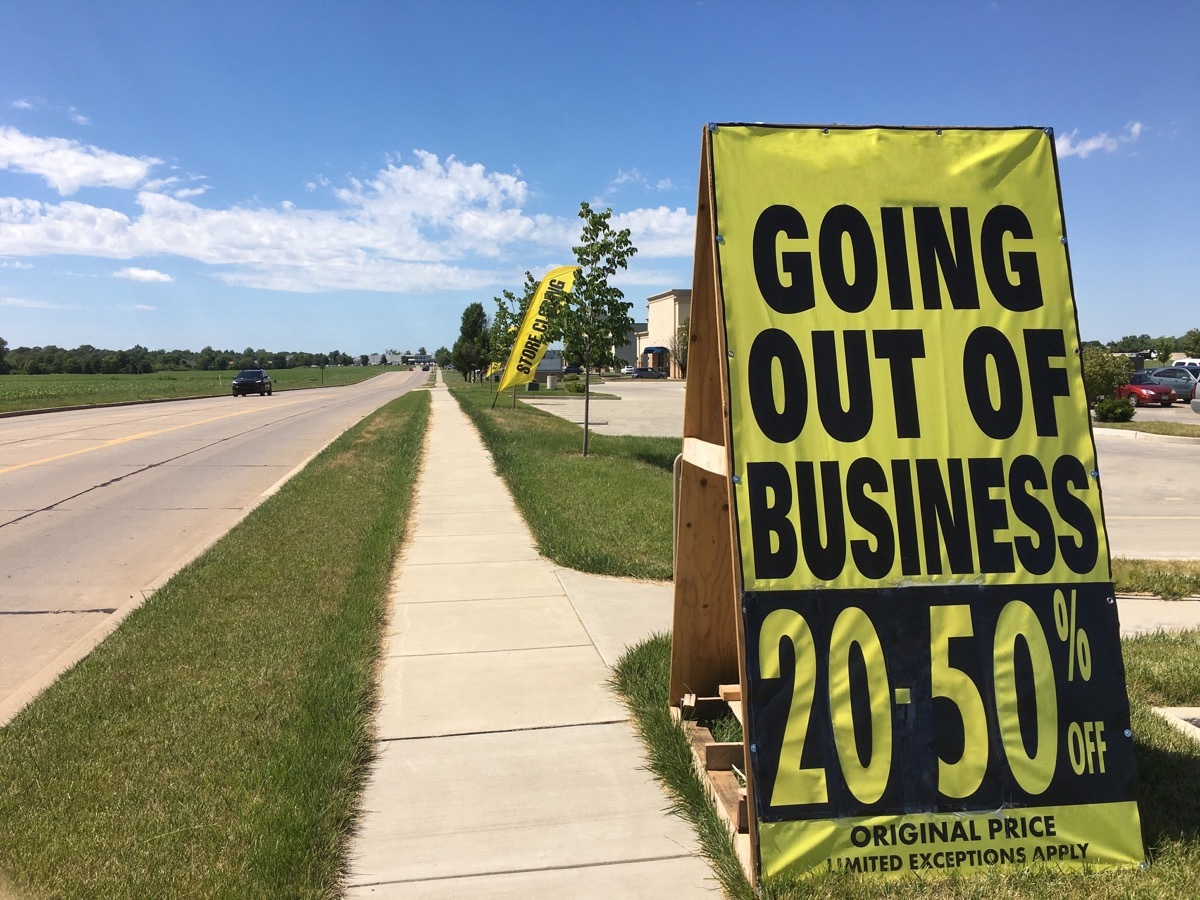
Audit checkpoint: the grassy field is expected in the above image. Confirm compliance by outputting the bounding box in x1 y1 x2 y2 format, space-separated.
0 367 385 413
449 374 1200 899
0 390 429 898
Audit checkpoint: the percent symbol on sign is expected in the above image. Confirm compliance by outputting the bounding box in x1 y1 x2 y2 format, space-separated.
1053 588 1092 681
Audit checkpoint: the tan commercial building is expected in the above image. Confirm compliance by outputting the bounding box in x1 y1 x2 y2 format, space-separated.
635 289 691 377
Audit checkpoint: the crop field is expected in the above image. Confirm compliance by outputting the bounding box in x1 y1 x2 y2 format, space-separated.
0 368 384 414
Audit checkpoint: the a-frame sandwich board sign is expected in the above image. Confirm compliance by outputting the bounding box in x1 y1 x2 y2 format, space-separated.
670 123 1143 884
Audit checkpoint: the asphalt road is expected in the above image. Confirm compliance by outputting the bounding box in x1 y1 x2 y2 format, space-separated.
0 369 423 722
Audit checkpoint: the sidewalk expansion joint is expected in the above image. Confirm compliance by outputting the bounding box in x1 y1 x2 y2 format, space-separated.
0 607 117 616
350 853 700 888
374 718 628 744
390 592 569 607
387 642 592 659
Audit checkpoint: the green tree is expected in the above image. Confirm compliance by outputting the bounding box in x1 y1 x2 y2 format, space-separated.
1109 334 1152 353
489 272 539 373
556 202 638 455
1178 328 1200 358
0 336 9 375
452 302 489 380
670 315 691 379
1081 347 1133 404
1153 335 1176 364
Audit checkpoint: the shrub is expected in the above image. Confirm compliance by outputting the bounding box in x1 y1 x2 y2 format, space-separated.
565 381 586 393
1094 396 1135 422
1081 347 1133 402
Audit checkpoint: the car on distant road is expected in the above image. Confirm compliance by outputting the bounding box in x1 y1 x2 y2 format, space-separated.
1115 371 1173 407
1147 366 1200 402
563 365 583 375
631 367 665 379
620 365 636 375
232 369 273 397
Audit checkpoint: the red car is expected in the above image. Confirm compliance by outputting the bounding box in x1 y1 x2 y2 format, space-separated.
1116 371 1175 407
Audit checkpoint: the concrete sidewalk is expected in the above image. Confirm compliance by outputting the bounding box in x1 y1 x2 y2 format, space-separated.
344 377 1200 897
345 382 715 897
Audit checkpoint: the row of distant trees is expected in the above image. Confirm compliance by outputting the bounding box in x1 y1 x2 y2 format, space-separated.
0 338 360 375
1083 330 1200 363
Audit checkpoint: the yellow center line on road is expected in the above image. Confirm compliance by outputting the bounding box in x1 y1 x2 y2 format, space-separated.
0 397 312 476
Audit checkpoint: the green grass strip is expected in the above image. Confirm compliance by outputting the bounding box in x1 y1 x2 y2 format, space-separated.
449 377 680 580
0 390 429 898
613 631 1200 900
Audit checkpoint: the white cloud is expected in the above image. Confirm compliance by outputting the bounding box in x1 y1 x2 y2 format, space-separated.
10 99 35 111
1056 121 1144 159
0 126 161 195
134 304 157 311
0 129 696 295
1 295 77 309
0 259 33 269
114 266 172 283
613 206 696 258
603 168 678 199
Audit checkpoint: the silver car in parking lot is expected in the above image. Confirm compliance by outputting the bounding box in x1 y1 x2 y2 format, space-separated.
1148 366 1200 403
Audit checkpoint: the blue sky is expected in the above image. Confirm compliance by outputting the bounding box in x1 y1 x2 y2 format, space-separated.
1 1 1195 356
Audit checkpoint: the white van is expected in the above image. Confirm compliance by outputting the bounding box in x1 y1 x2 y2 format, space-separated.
1173 359 1200 367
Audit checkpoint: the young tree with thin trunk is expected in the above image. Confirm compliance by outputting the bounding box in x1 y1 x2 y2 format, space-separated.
555 202 638 455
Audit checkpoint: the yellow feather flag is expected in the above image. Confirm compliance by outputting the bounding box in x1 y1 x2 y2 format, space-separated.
484 361 502 379
496 266 577 393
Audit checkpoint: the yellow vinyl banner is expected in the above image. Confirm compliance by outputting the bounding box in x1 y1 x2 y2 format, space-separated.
496 266 577 393
708 124 1143 881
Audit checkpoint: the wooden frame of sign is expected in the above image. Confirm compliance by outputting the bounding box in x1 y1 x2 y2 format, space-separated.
669 131 759 877
670 123 1144 888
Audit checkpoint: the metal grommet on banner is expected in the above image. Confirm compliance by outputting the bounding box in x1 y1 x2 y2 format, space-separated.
716 234 725 245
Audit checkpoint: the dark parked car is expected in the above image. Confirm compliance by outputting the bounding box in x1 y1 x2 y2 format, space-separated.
232 369 273 396
630 367 665 379
562 365 583 375
1147 366 1200 402
1115 371 1173 407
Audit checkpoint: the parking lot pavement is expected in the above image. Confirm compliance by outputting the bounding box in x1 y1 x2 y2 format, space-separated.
519 379 685 437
